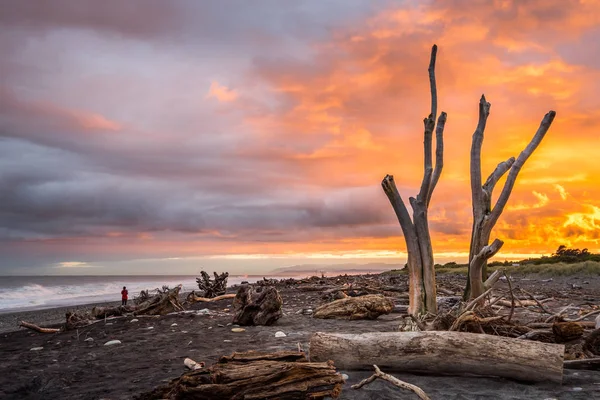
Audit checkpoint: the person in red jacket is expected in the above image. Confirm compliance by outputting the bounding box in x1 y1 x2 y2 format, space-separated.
121 286 128 306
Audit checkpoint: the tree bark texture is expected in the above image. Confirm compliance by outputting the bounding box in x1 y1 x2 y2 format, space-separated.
137 351 344 400
466 94 556 299
312 294 394 320
232 285 283 326
309 331 564 383
381 44 447 315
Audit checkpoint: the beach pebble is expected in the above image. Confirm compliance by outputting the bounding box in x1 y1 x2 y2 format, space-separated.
595 314 600 329
104 340 121 346
275 331 286 338
198 308 211 315
572 387 583 392
207 326 213 329
342 374 349 380
171 323 178 327
105 322 113 325
84 337 94 342
223 340 232 343
223 308 230 312
130 319 139 323
218 324 225 327
226 323 232 326
231 328 246 333
30 347 43 351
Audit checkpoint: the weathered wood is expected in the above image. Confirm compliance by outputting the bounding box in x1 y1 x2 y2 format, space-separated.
469 239 503 299
466 92 555 298
135 285 184 316
19 320 61 333
564 358 600 370
309 331 564 383
196 271 229 298
352 365 431 400
552 322 584 342
381 44 446 316
584 328 600 356
232 285 282 326
186 293 236 303
313 294 394 320
136 351 344 400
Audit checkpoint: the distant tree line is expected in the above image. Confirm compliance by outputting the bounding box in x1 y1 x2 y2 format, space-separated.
433 245 600 270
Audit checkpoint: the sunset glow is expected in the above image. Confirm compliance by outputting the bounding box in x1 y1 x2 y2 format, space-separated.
1 0 600 274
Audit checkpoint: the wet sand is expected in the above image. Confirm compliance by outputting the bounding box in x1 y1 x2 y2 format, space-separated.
1 274 599 399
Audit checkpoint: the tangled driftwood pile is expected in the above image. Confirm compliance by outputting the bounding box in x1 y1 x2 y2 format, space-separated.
136 351 344 400
196 271 229 298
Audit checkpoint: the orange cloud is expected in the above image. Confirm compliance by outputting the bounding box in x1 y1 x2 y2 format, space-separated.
206 81 238 102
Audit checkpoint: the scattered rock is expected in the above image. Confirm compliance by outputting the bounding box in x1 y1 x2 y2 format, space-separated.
218 324 224 327
145 326 154 330
30 347 43 351
84 337 94 342
342 374 349 380
197 308 211 315
572 284 582 290
596 315 600 330
223 339 232 343
104 340 121 346
275 331 286 338
301 308 313 315
130 319 139 323
171 323 178 327
231 328 246 333
553 321 584 343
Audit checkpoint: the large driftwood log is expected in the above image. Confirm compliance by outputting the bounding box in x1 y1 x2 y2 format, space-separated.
309 331 564 383
196 271 229 298
313 294 394 320
136 351 344 400
381 44 447 316
232 285 283 326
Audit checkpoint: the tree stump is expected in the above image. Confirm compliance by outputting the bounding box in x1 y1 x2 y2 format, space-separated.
196 271 229 298
584 329 600 356
552 321 584 343
134 285 184 316
232 285 283 326
135 351 344 400
313 294 394 320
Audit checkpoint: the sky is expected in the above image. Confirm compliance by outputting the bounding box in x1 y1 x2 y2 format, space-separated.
1 0 600 275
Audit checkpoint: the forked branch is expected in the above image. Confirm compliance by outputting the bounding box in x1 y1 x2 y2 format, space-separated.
470 95 492 212
488 111 556 227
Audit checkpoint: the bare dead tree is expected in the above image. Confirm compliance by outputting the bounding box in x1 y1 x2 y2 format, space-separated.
382 44 447 315
466 95 555 299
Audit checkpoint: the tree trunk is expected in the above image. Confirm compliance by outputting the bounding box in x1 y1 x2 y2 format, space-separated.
137 351 344 400
381 44 447 315
312 294 394 320
465 94 556 299
309 332 564 383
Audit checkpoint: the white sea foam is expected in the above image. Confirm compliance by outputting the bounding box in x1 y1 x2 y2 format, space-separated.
0 275 287 313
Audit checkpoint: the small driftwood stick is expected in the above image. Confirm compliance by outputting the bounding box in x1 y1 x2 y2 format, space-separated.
351 364 431 400
504 272 515 323
564 309 600 323
519 288 552 314
19 321 61 333
564 358 600 371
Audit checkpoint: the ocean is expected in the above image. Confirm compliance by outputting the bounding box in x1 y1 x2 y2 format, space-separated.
0 275 283 314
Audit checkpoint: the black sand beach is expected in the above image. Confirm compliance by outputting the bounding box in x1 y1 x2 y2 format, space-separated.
1 274 599 399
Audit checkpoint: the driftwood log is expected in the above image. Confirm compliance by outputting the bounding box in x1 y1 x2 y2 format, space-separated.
19 320 61 333
186 293 236 303
309 331 564 383
313 294 394 320
232 285 283 326
135 285 184 316
136 351 344 400
196 271 229 298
